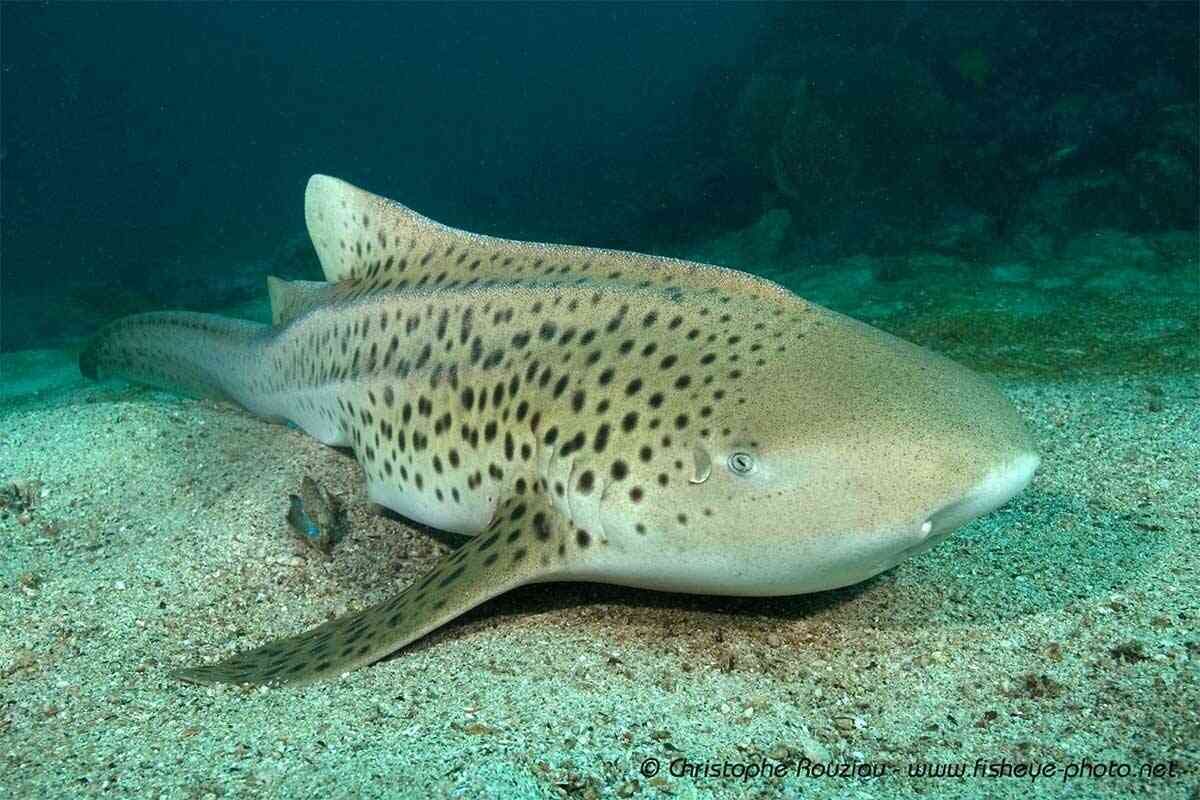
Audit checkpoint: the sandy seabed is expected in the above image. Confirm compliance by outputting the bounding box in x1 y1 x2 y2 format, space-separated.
1 247 1197 800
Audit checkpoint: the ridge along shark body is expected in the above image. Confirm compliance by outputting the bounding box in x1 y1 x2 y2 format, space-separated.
80 175 1039 687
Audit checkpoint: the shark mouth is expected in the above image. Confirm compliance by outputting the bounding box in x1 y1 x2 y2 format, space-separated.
908 451 1041 556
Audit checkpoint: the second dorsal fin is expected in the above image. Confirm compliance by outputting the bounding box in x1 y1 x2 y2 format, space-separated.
266 276 331 326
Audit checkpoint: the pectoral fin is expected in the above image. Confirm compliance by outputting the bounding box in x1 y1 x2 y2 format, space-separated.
175 500 568 687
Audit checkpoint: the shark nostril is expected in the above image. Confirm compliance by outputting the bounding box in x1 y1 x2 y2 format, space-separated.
926 496 972 537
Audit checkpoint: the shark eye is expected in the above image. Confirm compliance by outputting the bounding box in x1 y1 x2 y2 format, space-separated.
727 452 755 476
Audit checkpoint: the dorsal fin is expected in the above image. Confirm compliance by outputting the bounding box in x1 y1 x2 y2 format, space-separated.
303 174 794 303
266 276 331 326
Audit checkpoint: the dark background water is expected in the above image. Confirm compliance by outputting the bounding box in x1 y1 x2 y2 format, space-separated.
1 2 1196 350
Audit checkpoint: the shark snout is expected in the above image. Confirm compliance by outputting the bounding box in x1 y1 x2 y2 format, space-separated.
925 451 1039 539
892 451 1038 563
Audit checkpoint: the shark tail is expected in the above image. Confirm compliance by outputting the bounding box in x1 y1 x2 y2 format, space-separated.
80 312 273 411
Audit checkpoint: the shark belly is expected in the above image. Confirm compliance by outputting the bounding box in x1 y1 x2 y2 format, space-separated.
556 523 914 597
271 385 350 446
366 475 497 535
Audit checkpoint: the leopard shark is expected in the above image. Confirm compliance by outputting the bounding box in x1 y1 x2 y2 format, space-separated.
79 174 1039 686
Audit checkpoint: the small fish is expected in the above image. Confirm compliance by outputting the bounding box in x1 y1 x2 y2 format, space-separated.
286 476 345 555
80 175 1038 686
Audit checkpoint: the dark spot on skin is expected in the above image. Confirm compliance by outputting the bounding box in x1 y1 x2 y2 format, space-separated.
593 423 610 453
559 431 585 456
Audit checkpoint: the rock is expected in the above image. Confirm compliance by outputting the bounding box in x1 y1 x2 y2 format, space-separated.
728 49 956 240
688 208 795 274
923 209 999 258
286 475 348 555
1063 230 1161 272
1010 173 1141 257
1128 104 1199 229
0 480 43 515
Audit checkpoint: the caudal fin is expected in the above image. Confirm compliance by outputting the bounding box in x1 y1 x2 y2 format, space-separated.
80 312 271 408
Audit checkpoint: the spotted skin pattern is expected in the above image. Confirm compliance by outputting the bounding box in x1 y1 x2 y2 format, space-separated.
81 175 1037 686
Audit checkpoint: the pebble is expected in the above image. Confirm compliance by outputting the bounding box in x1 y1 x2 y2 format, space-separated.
616 780 640 798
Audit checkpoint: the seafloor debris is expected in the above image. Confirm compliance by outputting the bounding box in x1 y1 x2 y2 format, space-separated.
286 475 347 555
0 479 43 517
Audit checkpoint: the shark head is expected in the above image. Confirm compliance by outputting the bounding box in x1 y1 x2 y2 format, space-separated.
584 305 1038 597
